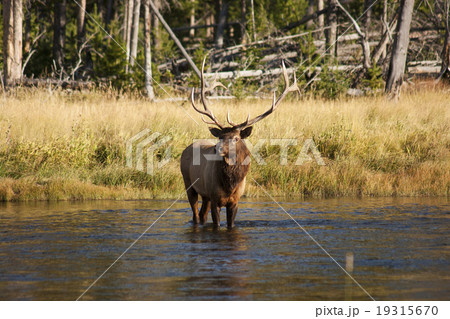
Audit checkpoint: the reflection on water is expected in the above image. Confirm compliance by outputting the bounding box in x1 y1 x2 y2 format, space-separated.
0 197 448 300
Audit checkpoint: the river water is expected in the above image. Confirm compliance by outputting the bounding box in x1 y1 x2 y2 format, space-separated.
0 197 448 300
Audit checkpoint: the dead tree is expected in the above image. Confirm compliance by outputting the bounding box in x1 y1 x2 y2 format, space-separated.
326 0 338 57
318 0 324 37
13 0 23 80
76 0 92 74
437 1 450 80
130 0 141 66
24 0 31 54
215 0 229 49
3 0 23 85
364 0 374 34
77 0 86 51
385 0 415 94
190 0 195 38
240 0 247 43
381 0 388 59
105 0 114 29
126 0 134 71
307 0 315 29
335 0 371 69
250 0 256 41
123 0 128 41
439 26 450 80
148 0 201 78
372 10 399 64
144 0 155 100
53 0 66 70
151 0 161 49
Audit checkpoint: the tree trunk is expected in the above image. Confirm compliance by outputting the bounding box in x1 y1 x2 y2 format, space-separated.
438 26 450 80
53 0 66 70
205 11 214 39
3 0 23 85
148 0 201 79
13 0 23 79
24 0 31 53
105 0 113 30
307 0 315 29
126 0 134 70
336 0 371 69
189 0 195 38
3 0 13 85
318 0 324 37
76 0 92 74
215 0 229 49
97 0 104 19
123 0 128 41
381 0 388 59
144 0 155 100
326 0 338 57
77 0 86 52
437 0 450 80
130 0 141 67
250 0 256 42
315 0 325 39
385 0 414 94
372 10 398 65
364 0 373 34
240 0 247 44
152 0 161 50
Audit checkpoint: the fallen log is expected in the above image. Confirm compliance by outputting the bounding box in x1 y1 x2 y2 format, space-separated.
20 78 94 89
173 21 240 32
407 65 441 74
202 65 355 80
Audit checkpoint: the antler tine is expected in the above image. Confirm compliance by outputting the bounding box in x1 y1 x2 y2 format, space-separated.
191 88 224 129
275 61 300 104
199 56 208 110
197 56 226 128
201 115 219 126
207 72 227 93
233 61 299 129
227 110 238 126
227 110 250 127
227 110 237 126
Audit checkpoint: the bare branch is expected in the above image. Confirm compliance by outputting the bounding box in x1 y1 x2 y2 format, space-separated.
22 49 36 76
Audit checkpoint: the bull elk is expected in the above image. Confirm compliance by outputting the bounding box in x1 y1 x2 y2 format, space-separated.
180 58 299 228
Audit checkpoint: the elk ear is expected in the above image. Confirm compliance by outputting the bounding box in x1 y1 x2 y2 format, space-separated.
240 126 253 139
209 127 222 137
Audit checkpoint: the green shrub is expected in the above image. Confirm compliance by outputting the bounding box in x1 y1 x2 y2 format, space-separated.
361 63 384 92
316 65 351 99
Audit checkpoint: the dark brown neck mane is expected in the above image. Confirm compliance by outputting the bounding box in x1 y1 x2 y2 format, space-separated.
218 142 250 193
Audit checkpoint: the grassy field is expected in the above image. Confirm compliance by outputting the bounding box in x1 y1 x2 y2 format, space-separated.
0 85 449 201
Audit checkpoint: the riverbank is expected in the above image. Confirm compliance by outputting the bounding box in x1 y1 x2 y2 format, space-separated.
0 86 449 201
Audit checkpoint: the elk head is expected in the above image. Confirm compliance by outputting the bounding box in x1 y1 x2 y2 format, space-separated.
191 57 300 165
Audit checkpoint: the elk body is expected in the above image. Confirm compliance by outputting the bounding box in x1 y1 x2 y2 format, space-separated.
180 58 299 228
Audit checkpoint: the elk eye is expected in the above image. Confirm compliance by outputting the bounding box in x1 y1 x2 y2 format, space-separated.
232 136 239 143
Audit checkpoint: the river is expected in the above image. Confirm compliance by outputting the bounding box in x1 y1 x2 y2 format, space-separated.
0 197 448 300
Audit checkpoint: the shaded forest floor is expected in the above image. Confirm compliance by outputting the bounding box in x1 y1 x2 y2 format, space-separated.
0 84 449 201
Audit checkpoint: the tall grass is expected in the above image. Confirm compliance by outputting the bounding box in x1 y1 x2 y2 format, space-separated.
0 86 448 201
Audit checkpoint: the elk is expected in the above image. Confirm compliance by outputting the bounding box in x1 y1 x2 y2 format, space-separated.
180 58 299 228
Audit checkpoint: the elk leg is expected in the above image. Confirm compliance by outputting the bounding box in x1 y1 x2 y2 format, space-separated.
186 188 199 224
199 197 211 224
210 202 221 227
226 203 238 229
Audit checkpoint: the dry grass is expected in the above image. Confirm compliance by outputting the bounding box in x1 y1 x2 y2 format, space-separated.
0 85 449 201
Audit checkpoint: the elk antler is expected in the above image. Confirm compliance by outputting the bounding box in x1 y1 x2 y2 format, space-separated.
230 61 300 129
191 56 227 129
